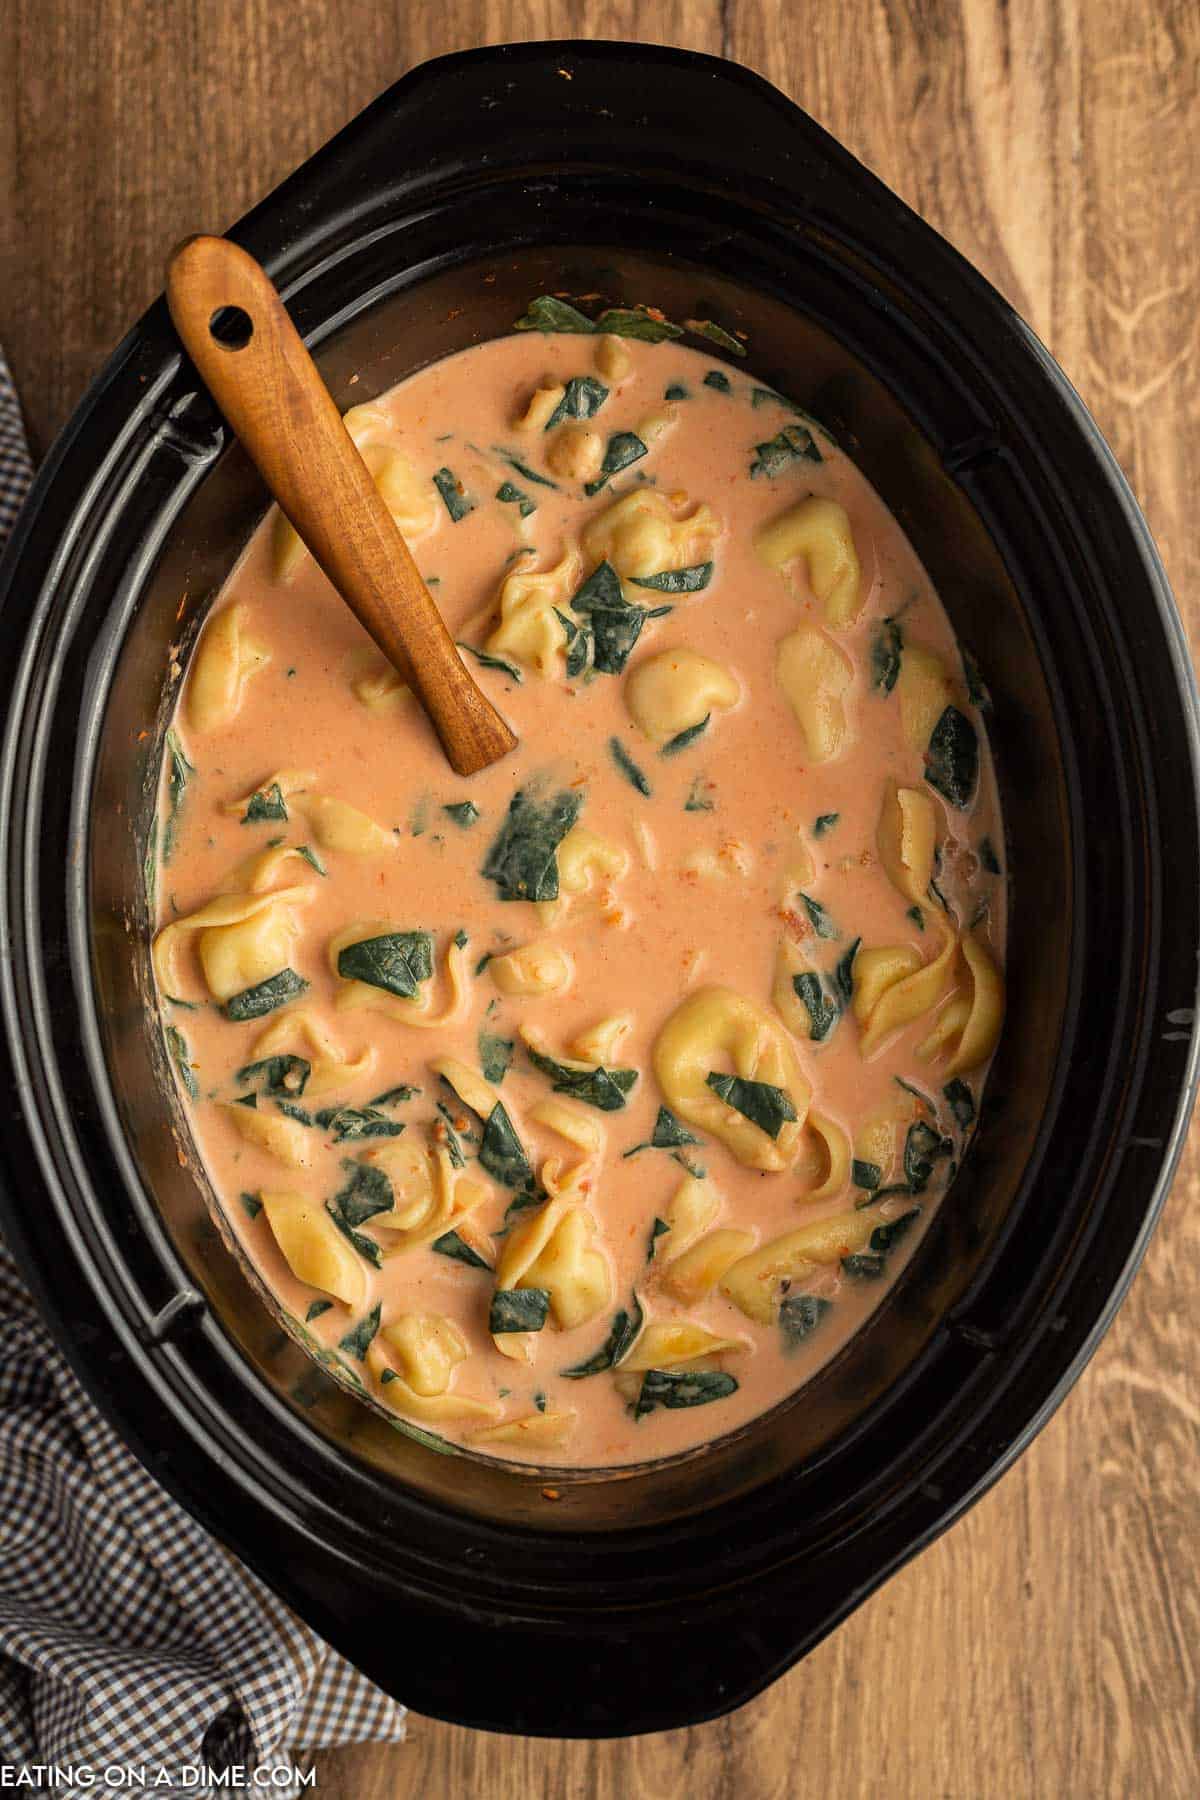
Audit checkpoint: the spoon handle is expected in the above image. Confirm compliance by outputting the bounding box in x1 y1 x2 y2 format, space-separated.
165 235 517 777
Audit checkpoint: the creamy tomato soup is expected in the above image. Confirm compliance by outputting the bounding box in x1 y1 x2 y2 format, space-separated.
152 310 1006 1469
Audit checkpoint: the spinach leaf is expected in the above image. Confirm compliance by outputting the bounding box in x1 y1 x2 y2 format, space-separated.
978 835 1002 874
161 729 194 865
513 295 597 333
223 968 309 1021
906 904 925 931
431 1230 491 1271
661 716 710 757
545 374 609 428
633 1369 738 1415
751 386 780 408
852 1158 882 1191
779 1293 832 1349
495 480 536 519
705 1072 798 1139
800 892 839 940
554 608 593 679
492 449 561 490
647 1216 670 1260
236 1053 309 1098
242 782 287 825
432 466 474 521
870 618 903 692
435 1101 468 1168
904 1120 953 1193
685 776 715 813
296 842 327 876
943 1078 976 1129
609 736 652 796
584 431 647 496
894 1074 938 1112
750 423 822 477
629 562 713 594
370 1084 419 1108
664 382 690 401
325 1199 383 1269
443 800 480 829
315 1104 405 1143
962 647 990 709
165 994 200 1011
841 1251 887 1281
276 1099 314 1126
688 320 747 356
481 786 583 902
813 812 839 837
489 1288 550 1334
338 1302 382 1361
479 1103 533 1191
870 1208 920 1255
834 938 861 1007
478 1032 514 1084
239 1190 262 1220
560 1294 643 1377
165 1025 198 1100
457 641 524 683
569 560 649 673
702 369 732 393
624 1106 702 1158
791 973 840 1043
591 306 684 342
925 706 979 808
526 1044 638 1112
305 1298 332 1321
337 930 433 998
332 1160 394 1228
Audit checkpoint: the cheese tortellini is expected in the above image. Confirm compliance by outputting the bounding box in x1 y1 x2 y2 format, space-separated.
654 987 811 1172
755 496 863 627
720 1200 896 1324
581 490 721 581
488 940 575 998
877 781 939 906
187 603 270 733
485 547 581 679
624 649 740 745
852 923 959 1058
492 1195 611 1361
273 402 440 580
776 625 854 762
262 1190 367 1308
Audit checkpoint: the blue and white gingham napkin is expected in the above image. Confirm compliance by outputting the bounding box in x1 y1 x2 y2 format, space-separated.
0 347 406 1782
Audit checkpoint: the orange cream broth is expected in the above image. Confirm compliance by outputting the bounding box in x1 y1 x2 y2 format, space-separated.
156 331 1005 1470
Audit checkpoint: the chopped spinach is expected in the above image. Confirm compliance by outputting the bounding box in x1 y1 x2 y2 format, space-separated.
800 892 839 940
705 1072 798 1139
479 1103 534 1191
624 1106 702 1158
685 776 715 813
554 608 593 679
489 1288 550 1334
223 968 309 1022
161 729 194 865
629 562 713 594
239 1190 262 1220
870 618 904 693
904 1120 953 1193
852 1158 882 1191
943 1078 976 1129
164 993 200 1011
492 448 561 490
813 812 840 837
560 1294 643 1377
869 1209 921 1255
584 431 647 496
431 1230 491 1271
457 641 523 683
332 1160 394 1228
276 1099 314 1126
925 706 979 808
569 560 650 673
296 843 327 876
495 480 536 519
894 1074 938 1112
526 1044 638 1112
338 1302 382 1361
702 369 732 393
834 938 861 1007
315 1104 405 1143
478 1032 514 1084
370 1084 419 1108
443 800 480 829
661 716 710 757
751 386 780 408
962 647 990 709
165 1025 198 1100
454 928 469 949
305 1299 332 1321
978 835 1002 874
779 1293 832 1349
512 295 598 334
337 930 433 999
647 1216 670 1260
791 972 840 1043
633 1369 738 1416
241 782 287 825
591 306 684 342
609 736 652 796
906 904 926 931
841 1251 887 1281
432 466 474 522
688 319 747 356
435 1101 467 1168
481 785 583 902
236 1053 310 1098
545 374 609 428
749 422 822 477
664 382 690 401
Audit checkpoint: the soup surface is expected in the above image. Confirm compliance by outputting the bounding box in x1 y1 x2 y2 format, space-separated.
152 314 1006 1469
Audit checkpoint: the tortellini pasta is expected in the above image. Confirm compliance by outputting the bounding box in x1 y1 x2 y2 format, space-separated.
776 625 854 762
485 548 581 679
225 1102 312 1169
222 772 392 857
917 930 1005 1074
720 1200 897 1324
658 1228 756 1305
536 826 629 928
594 335 631 382
620 1320 745 1372
569 1015 631 1064
488 940 575 997
152 859 314 1002
654 987 811 1171
473 1410 576 1448
492 1195 611 1361
346 647 413 714
187 603 270 733
897 644 953 750
755 496 863 627
877 780 939 906
362 1141 489 1253
546 423 604 483
377 1313 468 1396
515 380 566 432
273 404 440 579
653 1173 722 1266
262 1190 367 1308
581 490 721 581
852 924 958 1058
624 649 739 745
794 1111 851 1204
330 923 471 1027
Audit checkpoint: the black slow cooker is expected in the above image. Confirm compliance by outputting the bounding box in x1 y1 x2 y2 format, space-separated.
0 42 1196 1736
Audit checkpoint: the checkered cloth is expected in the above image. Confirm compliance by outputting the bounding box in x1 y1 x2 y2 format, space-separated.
0 348 406 1781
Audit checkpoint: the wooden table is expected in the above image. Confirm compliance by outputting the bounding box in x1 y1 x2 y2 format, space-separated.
2 3 1196 1793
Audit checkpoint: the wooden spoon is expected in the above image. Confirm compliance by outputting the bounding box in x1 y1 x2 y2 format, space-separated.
165 235 517 776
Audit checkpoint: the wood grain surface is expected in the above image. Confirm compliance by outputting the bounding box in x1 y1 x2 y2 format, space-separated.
1 3 1196 1795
